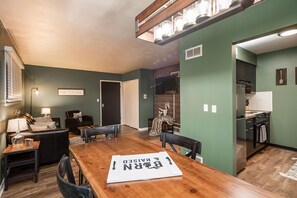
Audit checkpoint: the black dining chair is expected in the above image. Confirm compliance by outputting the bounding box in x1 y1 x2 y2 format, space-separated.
56 155 93 198
160 132 202 160
80 125 119 143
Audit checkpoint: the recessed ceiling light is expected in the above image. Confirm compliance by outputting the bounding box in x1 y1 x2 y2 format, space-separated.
278 29 297 37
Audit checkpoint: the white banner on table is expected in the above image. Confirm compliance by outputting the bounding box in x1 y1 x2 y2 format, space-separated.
107 151 182 184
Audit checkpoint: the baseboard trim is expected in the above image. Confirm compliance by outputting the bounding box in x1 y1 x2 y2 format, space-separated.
138 127 148 131
269 143 297 152
0 178 4 197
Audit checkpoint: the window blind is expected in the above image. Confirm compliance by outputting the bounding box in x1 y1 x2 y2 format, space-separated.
4 46 24 103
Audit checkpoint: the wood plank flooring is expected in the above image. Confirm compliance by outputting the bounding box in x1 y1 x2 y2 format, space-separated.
237 146 297 198
2 126 296 198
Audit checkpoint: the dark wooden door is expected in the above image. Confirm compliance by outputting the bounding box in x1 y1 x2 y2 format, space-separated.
101 81 121 126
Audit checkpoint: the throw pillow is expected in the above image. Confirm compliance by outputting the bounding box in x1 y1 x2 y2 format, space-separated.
73 112 82 122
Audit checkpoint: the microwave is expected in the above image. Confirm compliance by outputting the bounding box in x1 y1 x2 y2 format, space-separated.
237 81 254 94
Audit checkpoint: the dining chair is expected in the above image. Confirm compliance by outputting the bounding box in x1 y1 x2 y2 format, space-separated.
79 125 119 184
161 132 202 160
56 155 93 198
80 125 119 143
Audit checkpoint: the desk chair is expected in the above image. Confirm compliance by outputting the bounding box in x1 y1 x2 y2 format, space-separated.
161 132 202 160
56 155 93 198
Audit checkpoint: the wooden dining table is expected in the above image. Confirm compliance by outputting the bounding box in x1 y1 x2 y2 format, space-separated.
70 134 276 198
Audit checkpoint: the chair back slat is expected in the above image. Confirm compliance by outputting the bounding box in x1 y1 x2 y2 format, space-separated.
81 125 119 143
161 132 202 160
57 155 93 198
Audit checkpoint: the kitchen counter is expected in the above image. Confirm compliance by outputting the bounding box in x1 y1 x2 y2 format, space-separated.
245 111 271 119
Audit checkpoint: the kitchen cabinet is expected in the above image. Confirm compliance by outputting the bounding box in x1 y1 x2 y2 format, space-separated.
236 60 256 92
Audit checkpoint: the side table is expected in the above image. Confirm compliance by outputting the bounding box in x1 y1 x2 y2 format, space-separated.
3 141 40 191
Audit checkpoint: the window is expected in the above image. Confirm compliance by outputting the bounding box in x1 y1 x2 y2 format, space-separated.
4 46 24 103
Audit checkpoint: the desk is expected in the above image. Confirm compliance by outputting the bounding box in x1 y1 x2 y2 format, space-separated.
3 141 40 191
70 135 276 198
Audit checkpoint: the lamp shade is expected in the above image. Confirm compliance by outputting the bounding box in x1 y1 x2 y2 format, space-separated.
7 118 28 133
41 108 51 115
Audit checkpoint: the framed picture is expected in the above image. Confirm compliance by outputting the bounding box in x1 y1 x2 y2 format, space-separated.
58 88 85 96
276 68 287 86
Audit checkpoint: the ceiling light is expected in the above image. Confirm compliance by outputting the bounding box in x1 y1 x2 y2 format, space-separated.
278 29 297 37
136 0 255 45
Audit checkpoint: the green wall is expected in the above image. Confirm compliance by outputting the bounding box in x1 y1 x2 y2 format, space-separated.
122 69 154 128
0 20 24 183
236 46 257 65
179 0 297 175
257 46 297 149
25 65 121 127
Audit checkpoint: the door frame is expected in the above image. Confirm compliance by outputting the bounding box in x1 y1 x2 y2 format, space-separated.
99 80 122 126
122 79 140 129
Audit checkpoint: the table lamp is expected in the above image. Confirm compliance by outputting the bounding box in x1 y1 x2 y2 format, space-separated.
7 118 28 147
41 108 51 117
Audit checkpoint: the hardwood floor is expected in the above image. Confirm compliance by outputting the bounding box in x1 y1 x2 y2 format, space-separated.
238 146 297 198
2 126 296 198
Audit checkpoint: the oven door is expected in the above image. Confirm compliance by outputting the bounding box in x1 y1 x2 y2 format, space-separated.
254 123 268 149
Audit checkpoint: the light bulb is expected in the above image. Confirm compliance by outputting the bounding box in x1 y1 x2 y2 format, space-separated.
199 0 210 16
162 20 173 39
174 16 183 33
278 29 297 37
183 2 198 29
215 0 231 14
196 0 211 23
154 24 163 43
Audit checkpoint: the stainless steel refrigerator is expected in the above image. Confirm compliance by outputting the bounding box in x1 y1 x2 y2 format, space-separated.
236 84 246 173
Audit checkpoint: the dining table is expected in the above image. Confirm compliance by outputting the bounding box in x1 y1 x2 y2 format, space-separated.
70 134 276 198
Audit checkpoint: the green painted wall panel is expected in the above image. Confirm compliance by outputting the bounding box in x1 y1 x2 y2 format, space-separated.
180 0 297 175
139 69 154 128
236 46 257 65
257 47 297 149
25 65 121 127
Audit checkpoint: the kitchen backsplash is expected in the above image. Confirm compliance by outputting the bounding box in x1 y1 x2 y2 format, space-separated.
246 91 273 111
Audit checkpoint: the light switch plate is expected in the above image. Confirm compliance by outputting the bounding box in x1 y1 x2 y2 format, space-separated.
203 104 208 112
212 105 217 113
143 94 147 99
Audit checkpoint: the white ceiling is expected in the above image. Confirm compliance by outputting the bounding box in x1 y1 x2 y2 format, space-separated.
0 0 179 74
237 31 297 54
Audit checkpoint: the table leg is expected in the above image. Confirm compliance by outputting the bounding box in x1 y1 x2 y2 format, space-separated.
34 150 38 183
79 169 83 185
4 154 8 191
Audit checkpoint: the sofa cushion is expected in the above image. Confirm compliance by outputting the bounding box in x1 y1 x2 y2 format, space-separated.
30 121 56 131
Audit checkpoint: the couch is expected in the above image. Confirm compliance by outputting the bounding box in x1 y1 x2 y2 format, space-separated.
7 128 69 165
65 110 93 135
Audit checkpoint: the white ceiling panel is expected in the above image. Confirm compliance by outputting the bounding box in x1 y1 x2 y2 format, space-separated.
0 0 179 74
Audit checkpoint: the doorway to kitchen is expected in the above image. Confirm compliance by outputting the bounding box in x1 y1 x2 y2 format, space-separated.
233 24 297 197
